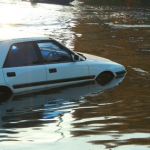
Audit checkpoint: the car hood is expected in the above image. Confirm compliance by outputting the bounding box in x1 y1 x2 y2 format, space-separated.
82 53 117 64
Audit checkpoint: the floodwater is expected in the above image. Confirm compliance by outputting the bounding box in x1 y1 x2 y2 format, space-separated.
0 0 150 149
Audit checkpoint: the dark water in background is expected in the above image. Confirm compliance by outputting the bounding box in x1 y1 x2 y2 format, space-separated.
0 0 150 149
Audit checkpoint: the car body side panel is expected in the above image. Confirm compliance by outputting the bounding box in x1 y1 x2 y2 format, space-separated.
45 61 91 88
2 65 47 93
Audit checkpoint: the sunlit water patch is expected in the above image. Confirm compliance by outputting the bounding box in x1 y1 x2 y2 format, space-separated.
0 1 79 49
105 22 150 28
130 67 149 76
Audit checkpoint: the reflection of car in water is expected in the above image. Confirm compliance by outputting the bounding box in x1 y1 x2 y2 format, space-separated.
0 75 125 129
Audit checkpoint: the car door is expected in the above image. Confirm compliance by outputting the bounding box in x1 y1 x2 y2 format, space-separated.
2 42 47 93
36 40 91 88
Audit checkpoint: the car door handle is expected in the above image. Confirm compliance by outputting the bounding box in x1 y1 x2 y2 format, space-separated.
49 68 57 73
7 72 16 77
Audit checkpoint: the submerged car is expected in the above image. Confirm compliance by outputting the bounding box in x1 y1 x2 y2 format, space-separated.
0 31 126 94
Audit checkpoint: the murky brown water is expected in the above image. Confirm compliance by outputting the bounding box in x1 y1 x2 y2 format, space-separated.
0 0 150 149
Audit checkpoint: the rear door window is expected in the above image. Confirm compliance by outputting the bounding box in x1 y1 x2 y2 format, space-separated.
4 42 40 68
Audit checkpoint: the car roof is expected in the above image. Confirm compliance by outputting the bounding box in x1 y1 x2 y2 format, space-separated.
0 30 50 42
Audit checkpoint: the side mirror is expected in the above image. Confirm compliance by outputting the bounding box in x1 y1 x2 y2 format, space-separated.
73 54 79 61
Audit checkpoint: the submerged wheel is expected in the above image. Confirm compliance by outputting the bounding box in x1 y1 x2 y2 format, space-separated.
96 71 114 85
0 86 12 103
0 86 12 94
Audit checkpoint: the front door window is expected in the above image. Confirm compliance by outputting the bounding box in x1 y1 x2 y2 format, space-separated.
37 41 73 64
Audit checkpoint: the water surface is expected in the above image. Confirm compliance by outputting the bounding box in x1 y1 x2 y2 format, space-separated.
0 0 150 149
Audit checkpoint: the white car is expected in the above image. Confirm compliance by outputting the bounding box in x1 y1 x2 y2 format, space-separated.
0 31 126 94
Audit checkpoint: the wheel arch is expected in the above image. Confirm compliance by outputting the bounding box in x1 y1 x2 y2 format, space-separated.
96 71 115 79
96 71 115 85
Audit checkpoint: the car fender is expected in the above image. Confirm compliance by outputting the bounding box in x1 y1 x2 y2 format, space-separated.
78 53 125 78
85 60 125 78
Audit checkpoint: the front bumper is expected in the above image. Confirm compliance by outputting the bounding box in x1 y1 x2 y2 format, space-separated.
115 70 126 78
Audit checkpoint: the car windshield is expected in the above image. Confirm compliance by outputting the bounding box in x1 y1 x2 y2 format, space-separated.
76 52 86 60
